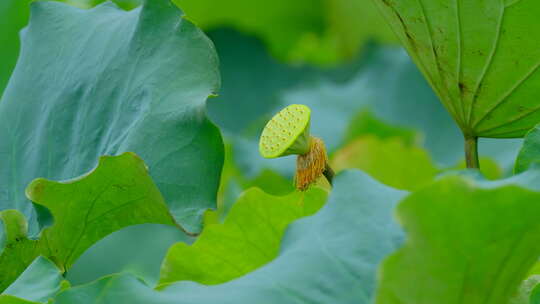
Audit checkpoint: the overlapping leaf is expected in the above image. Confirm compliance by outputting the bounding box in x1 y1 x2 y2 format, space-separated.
53 170 406 303
373 0 540 138
1 256 64 303
0 0 223 234
0 153 176 291
0 210 38 292
376 169 540 304
159 187 327 285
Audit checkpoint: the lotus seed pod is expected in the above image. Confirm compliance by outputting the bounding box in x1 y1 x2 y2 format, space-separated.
259 104 334 191
259 104 311 158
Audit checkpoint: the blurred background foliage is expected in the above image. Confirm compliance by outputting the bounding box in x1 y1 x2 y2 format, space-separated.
174 0 398 65
0 0 523 286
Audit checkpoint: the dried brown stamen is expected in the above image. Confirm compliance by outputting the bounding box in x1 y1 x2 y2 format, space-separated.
295 137 333 190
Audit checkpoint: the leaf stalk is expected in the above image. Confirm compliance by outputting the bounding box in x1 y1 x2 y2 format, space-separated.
464 136 480 169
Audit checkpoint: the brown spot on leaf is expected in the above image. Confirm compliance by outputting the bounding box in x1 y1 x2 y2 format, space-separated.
459 82 466 94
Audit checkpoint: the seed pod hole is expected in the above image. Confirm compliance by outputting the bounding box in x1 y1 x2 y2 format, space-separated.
259 104 311 158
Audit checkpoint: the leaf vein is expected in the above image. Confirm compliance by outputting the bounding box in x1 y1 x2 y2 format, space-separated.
473 62 540 132
468 4 505 126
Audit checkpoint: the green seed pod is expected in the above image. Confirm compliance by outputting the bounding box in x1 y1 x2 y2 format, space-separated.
259 104 335 191
259 104 311 158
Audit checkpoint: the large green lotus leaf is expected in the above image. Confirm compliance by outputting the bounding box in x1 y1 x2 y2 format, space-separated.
373 0 540 138
1 256 63 303
159 187 327 285
54 170 406 303
375 169 540 304
0 0 140 98
331 135 438 190
515 123 540 173
0 153 177 291
0 0 222 234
